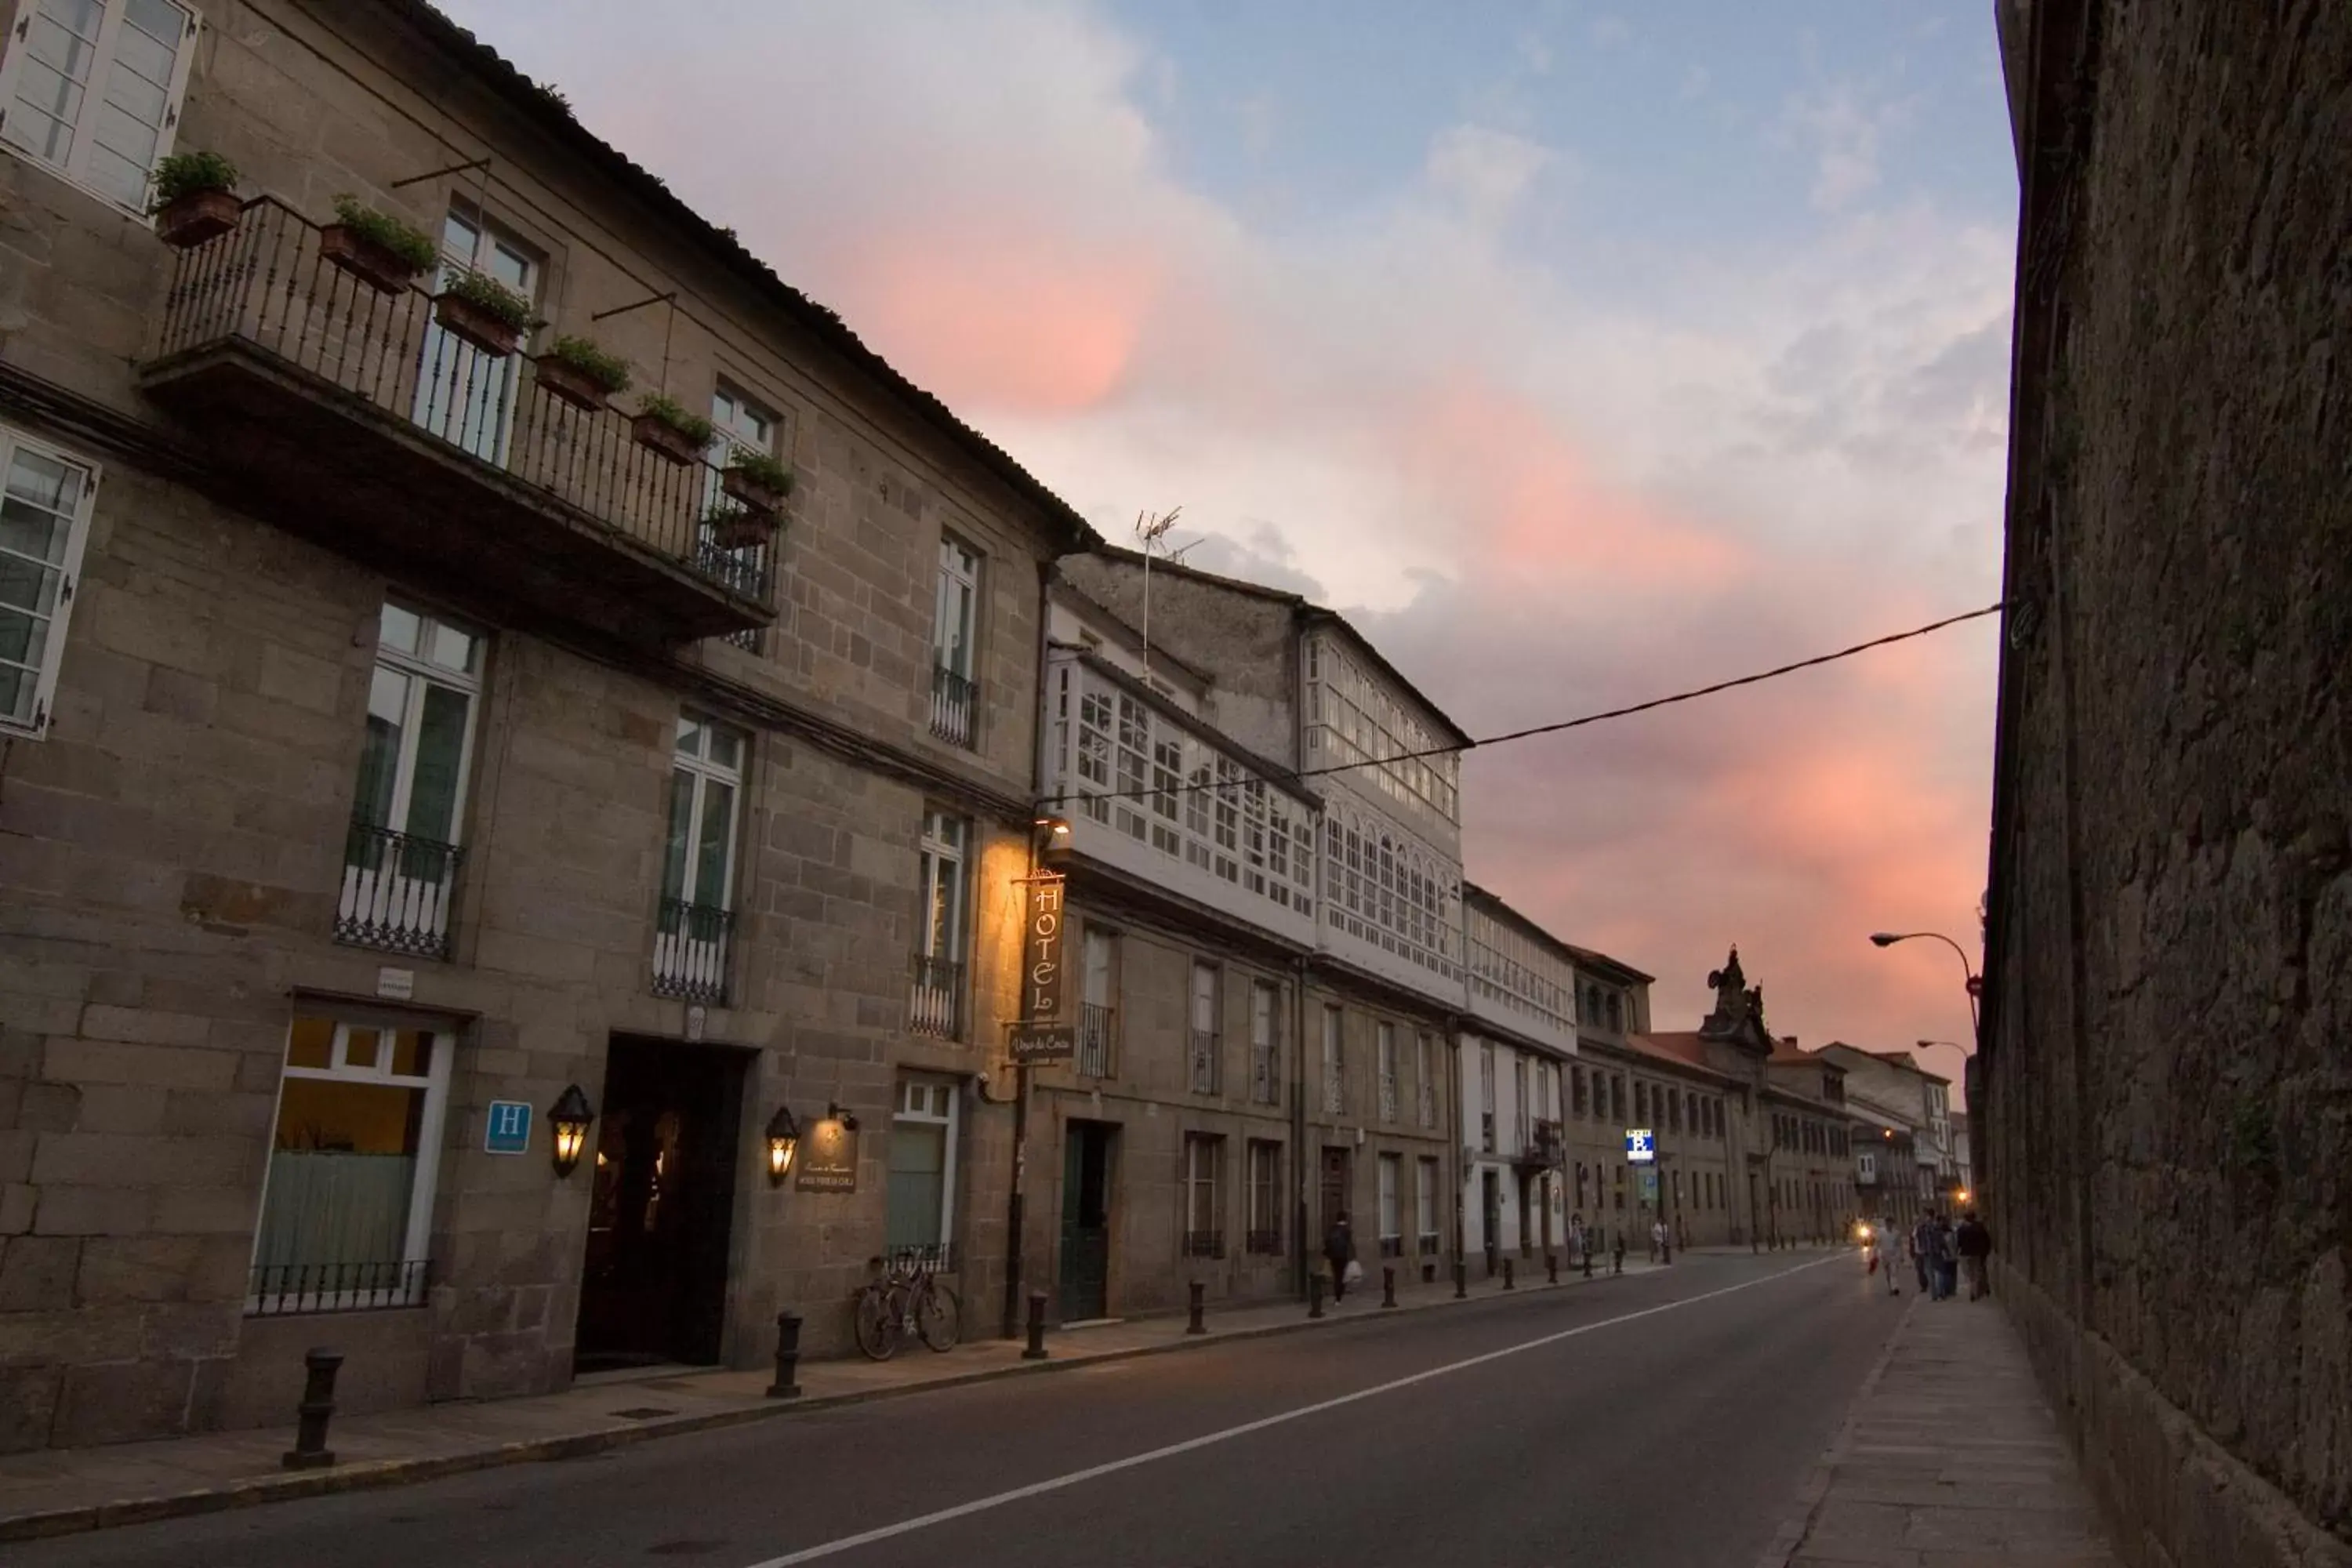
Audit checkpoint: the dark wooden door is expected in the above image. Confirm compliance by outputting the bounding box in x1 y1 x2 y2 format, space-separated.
1058 1123 1112 1321
575 1038 745 1372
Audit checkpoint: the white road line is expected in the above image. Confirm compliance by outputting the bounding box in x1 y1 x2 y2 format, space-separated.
739 1254 1845 1567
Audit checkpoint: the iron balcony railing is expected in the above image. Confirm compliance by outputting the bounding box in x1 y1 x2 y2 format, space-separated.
151 197 775 611
1418 1081 1439 1128
1380 1234 1404 1259
336 822 460 959
1245 1227 1282 1256
1418 1231 1442 1255
931 663 978 748
1251 1046 1281 1105
1378 1073 1399 1123
909 955 964 1039
1323 1060 1344 1114
651 898 733 1004
248 1258 429 1317
1189 1030 1221 1095
1182 1229 1225 1259
1077 1004 1116 1077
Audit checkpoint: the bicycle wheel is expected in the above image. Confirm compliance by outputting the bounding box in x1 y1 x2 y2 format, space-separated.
916 1280 961 1352
853 1284 901 1361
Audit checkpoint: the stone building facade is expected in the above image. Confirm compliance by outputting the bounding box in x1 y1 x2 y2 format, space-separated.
1458 884 1576 1272
1049 552 1467 1305
0 0 1091 1450
1984 3 2350 1563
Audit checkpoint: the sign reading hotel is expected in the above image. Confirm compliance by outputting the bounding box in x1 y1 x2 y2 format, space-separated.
1025 874 1067 1020
1624 1127 1657 1163
1012 873 1075 1060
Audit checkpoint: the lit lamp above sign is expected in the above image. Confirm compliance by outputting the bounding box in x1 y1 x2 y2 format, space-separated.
1010 872 1075 1062
795 1109 859 1193
1624 1127 1657 1164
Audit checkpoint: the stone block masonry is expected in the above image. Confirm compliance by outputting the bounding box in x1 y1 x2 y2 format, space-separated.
1984 2 2352 1563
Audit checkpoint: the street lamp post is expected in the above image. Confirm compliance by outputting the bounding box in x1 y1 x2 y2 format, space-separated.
1868 931 1981 1035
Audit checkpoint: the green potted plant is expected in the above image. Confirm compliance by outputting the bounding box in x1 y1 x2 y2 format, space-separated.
320 194 439 294
433 267 535 358
631 392 716 466
149 151 241 248
705 504 776 552
720 448 795 515
534 334 632 411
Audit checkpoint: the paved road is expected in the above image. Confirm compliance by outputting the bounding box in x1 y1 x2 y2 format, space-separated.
20 1250 1895 1568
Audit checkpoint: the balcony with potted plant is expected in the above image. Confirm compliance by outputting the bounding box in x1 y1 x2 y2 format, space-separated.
149 151 243 249
136 197 777 644
534 335 632 411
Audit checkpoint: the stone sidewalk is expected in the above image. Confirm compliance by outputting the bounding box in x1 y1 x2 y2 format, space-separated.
1762 1290 2122 1566
0 1253 1658 1541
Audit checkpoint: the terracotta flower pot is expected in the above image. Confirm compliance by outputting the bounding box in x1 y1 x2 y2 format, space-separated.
710 511 775 551
632 414 704 466
155 189 241 249
320 225 424 295
433 292 522 358
533 354 615 412
720 468 788 515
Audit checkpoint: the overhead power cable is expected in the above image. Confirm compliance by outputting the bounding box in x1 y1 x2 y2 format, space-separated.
1044 602 2004 808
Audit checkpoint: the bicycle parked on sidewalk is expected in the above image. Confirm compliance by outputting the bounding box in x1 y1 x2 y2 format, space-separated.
853 1247 960 1360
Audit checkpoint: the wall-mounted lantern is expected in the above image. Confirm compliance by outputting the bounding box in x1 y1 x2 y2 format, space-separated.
765 1105 800 1187
1034 815 1073 862
549 1084 595 1178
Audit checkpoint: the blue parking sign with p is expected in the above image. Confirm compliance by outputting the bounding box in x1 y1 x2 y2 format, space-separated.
485 1100 532 1155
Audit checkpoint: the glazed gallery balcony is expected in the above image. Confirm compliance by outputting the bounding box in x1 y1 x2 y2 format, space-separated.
1041 655 1319 948
138 198 777 644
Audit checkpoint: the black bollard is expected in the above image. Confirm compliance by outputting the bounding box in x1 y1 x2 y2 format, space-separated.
1453 1259 1468 1299
1613 1240 1624 1276
1583 1244 1595 1279
1547 1253 1559 1285
1502 1257 1515 1290
1381 1265 1397 1308
1022 1291 1049 1360
766 1310 804 1399
1662 1236 1673 1266
281 1347 343 1471
1186 1279 1207 1336
1308 1272 1326 1319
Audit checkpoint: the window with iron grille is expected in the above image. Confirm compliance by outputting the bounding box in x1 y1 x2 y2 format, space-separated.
910 809 967 1037
339 604 484 961
1249 980 1281 1105
1416 1157 1440 1254
1246 1139 1282 1254
1182 1134 1224 1258
1377 1154 1402 1258
250 1014 451 1316
931 535 980 746
654 712 745 1001
1189 960 1221 1094
1320 1005 1344 1114
1077 925 1117 1076
1377 1022 1399 1123
1479 1043 1496 1152
1416 1031 1438 1127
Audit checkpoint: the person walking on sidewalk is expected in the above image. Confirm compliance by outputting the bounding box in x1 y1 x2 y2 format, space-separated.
1324 1211 1357 1304
1956 1210 1992 1300
1929 1214 1960 1300
1910 1214 1934 1294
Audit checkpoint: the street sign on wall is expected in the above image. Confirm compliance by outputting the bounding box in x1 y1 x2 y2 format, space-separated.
485 1101 532 1155
1624 1127 1656 1163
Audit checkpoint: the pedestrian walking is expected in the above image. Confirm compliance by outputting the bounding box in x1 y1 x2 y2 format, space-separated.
1323 1211 1357 1303
1568 1211 1586 1267
1650 1218 1668 1262
1933 1213 1961 1300
1910 1214 1935 1294
1956 1210 1993 1300
1870 1225 1900 1296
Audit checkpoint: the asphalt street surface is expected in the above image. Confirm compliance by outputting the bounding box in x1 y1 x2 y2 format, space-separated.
19 1250 1896 1568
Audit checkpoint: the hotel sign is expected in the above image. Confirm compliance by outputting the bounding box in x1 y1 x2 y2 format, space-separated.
795 1117 859 1193
1024 873 1068 1022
